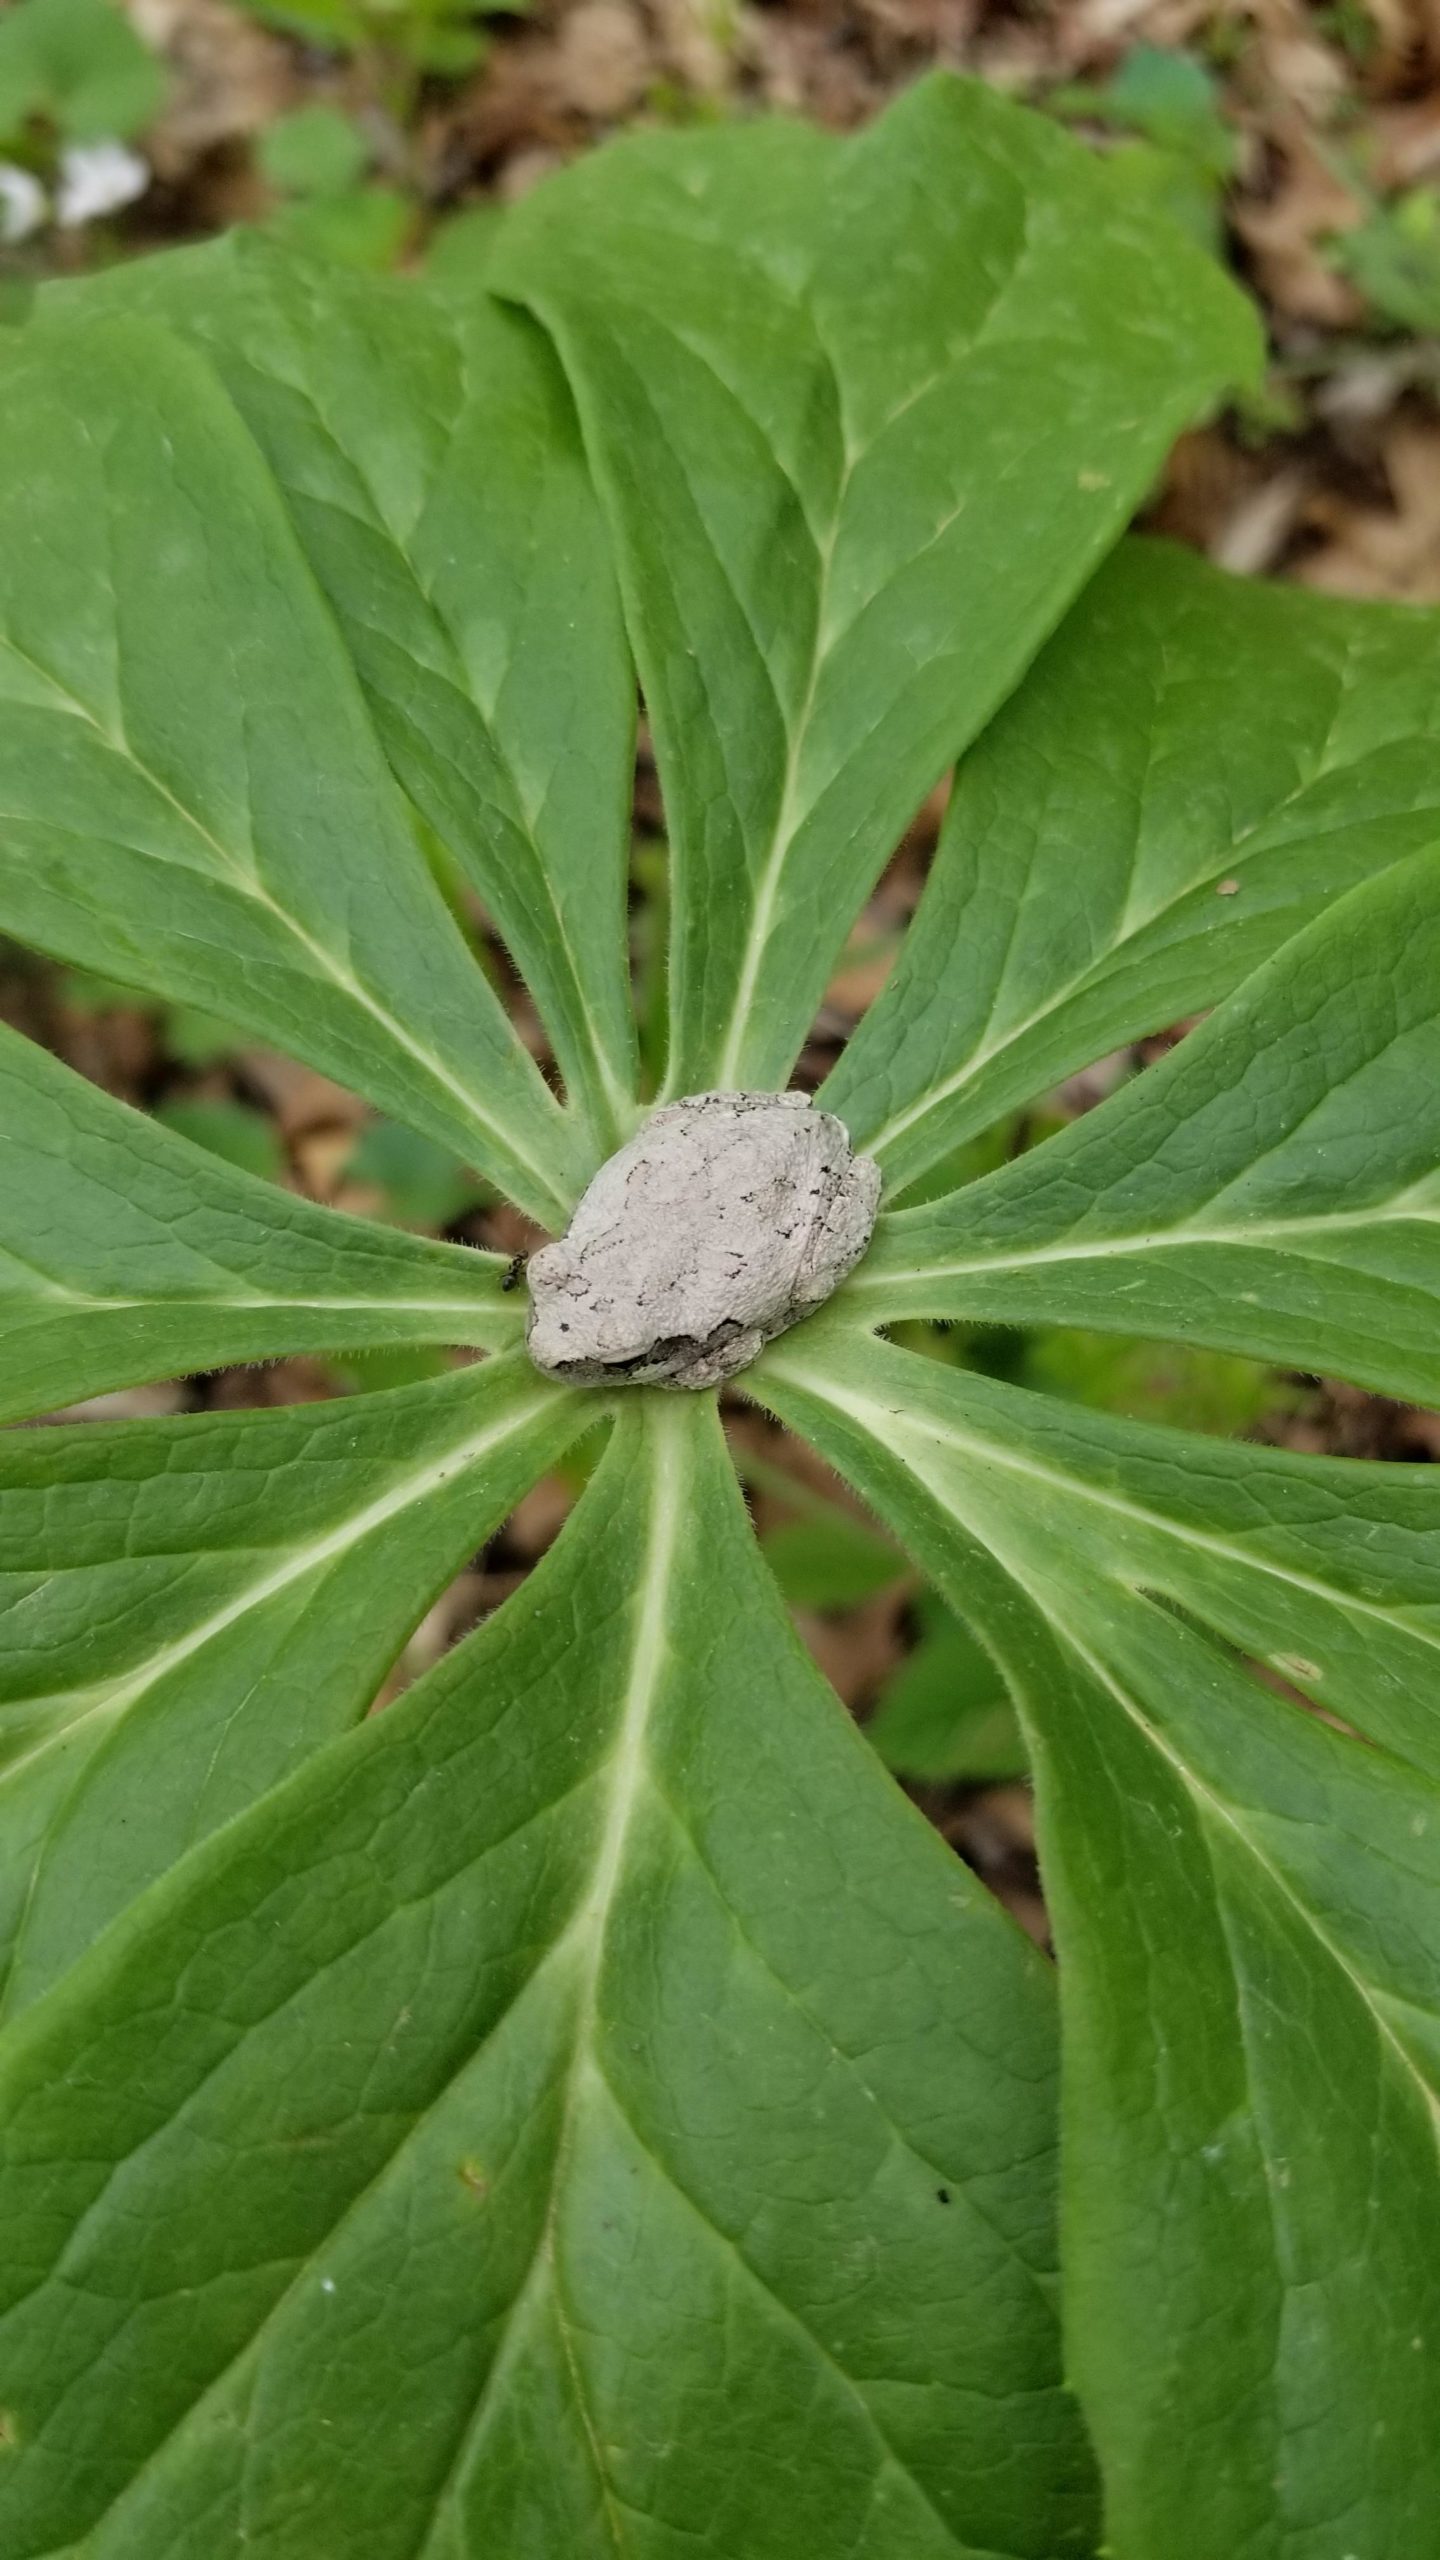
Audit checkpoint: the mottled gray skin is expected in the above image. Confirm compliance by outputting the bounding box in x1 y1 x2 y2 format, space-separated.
526 1091 881 1390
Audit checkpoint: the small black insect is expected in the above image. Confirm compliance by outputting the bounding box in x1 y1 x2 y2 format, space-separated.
501 1254 527 1294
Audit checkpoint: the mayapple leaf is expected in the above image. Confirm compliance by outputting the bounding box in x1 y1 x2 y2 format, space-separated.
0 1024 515 1425
50 233 640 1159
828 540 1440 1192
761 1323 1440 1781
496 76 1257 1095
0 67 1435 2560
0 1398 1096 2559
757 1323 1440 2560
0 312 585 1228
853 842 1440 1408
0 1354 585 2018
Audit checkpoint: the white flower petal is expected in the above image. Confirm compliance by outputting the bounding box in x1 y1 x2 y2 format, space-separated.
55 140 150 228
0 164 46 245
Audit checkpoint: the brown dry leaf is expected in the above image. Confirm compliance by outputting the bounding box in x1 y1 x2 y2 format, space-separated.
1356 0 1433 93
736 6 888 126
36 1381 189 1426
822 928 900 1026
291 1125 359 1203
647 0 738 96
850 0 979 56
207 1355 341 1409
1207 461 1315 574
1369 94 1440 189
795 1587 909 1710
1251 12 1350 123
1148 425 1273 556
52 999 157 1102
1298 411 1440 597
505 1469 578 1559
444 41 575 175
235 1050 369 1141
1270 1377 1440 1458
374 1569 488 1708
549 0 655 120
936 1781 1047 1945
127 0 294 179
1233 128 1367 329
1056 0 1219 73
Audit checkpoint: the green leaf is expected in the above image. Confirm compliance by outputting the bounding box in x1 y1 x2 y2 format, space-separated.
0 0 166 143
51 231 641 1157
264 185 414 273
0 1353 585 2018
762 1322 1440 1779
422 202 504 286
152 1096 287 1184
345 1114 487 1230
757 1322 1440 2559
853 844 1440 1408
1331 188 1440 337
868 1599 1026 1786
1020 1328 1290 1436
760 1506 903 1609
827 540 1440 1192
1050 44 1235 184
0 308 585 1228
229 0 366 51
163 1002 248 1067
496 75 1257 1094
0 1024 517 1424
0 1397 1096 2558
257 103 370 200
6 75 1435 2553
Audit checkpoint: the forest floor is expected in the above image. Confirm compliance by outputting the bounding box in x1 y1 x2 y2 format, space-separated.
3 0 1439 1926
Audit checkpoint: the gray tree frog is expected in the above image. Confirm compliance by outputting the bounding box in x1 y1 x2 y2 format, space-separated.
525 1090 882 1390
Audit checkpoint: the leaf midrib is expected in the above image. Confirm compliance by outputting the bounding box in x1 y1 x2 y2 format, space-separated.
774 1349 1440 1679
288 464 636 1147
1048 1602 1440 2158
691 208 1046 1090
858 1195 1440 1293
0 1370 562 1817
0 630 573 1223
781 1350 1440 2155
863 687 1440 1171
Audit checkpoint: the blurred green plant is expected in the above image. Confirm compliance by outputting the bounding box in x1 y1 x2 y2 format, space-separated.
1330 184 1440 336
1049 42 1235 244
0 0 165 149
256 102 412 268
868 1595 1027 1785
1316 0 1382 68
1053 43 1235 183
153 1097 288 1184
61 968 247 1068
343 1115 491 1229
236 0 525 115
760 1504 903 1612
